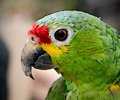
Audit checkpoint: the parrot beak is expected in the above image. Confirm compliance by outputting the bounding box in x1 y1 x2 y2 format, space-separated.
21 40 54 80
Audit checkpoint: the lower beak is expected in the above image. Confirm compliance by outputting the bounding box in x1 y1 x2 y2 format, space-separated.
21 42 54 79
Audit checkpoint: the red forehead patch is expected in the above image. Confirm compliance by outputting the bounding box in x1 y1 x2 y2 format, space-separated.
28 23 51 44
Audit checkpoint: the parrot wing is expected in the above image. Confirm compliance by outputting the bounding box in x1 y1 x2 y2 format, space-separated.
46 77 68 100
46 76 80 100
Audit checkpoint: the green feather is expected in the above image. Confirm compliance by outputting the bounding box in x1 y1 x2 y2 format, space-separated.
46 77 68 100
37 11 120 100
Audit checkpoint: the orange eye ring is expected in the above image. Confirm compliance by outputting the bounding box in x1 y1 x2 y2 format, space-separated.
54 29 68 41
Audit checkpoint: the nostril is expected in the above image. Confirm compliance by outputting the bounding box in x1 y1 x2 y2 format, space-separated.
31 37 34 41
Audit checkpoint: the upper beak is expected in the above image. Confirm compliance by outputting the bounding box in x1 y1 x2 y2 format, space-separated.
21 41 54 79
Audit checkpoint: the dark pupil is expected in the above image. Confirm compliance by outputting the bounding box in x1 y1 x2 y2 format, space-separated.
55 29 68 41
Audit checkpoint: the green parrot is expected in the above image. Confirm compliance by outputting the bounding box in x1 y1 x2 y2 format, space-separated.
21 11 120 100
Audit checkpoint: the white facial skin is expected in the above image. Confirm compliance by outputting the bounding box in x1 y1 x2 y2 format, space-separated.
27 35 40 45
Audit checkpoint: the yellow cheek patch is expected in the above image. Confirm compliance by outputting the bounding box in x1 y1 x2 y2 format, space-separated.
40 43 68 58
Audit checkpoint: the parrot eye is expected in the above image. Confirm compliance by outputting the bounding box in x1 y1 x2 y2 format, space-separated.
49 26 74 46
54 29 68 41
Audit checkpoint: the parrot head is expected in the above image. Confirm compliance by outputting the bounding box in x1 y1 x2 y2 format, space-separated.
21 11 75 79
21 11 105 82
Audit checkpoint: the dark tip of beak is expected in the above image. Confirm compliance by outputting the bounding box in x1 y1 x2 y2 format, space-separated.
29 74 35 80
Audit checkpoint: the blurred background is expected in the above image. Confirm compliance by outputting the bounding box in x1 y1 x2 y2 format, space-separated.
0 0 120 100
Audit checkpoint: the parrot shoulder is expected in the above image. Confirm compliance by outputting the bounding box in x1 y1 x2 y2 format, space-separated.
46 76 68 100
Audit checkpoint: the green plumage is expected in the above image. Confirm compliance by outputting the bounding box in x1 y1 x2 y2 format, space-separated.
37 11 120 100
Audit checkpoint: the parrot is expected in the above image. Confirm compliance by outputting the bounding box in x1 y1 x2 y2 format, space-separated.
21 11 120 100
